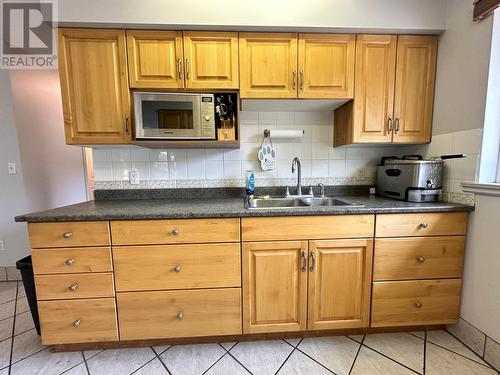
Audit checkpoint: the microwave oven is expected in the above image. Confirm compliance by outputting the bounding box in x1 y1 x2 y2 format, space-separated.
133 92 216 140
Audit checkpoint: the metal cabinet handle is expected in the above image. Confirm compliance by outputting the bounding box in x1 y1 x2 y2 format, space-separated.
177 57 182 79
416 256 426 264
185 58 189 80
174 265 182 273
388 116 393 134
299 70 304 91
415 301 423 309
68 284 78 292
72 319 81 328
63 232 72 239
65 259 75 266
301 251 307 272
176 312 184 320
171 228 180 236
124 117 130 135
394 117 400 134
292 70 297 90
420 223 429 229
309 251 316 272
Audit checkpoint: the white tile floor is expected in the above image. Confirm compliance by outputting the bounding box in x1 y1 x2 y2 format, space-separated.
0 281 498 375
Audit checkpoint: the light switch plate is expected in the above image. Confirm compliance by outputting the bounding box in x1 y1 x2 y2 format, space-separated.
7 163 16 174
0 240 5 251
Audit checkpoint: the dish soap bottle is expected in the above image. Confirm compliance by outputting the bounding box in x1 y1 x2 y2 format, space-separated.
245 170 255 199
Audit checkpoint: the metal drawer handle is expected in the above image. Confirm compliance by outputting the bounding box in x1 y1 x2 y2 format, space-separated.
63 232 72 239
310 251 316 272
177 57 182 79
292 70 297 90
387 116 393 134
185 58 189 80
420 223 429 229
72 319 81 328
299 70 304 91
301 251 307 272
174 265 182 273
171 228 180 236
415 301 423 309
68 284 78 292
65 259 75 266
176 312 184 321
395 117 400 134
417 256 426 263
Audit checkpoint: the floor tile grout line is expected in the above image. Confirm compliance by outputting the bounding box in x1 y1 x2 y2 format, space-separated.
218 341 238 352
81 351 90 375
292 345 338 374
273 346 297 375
226 350 257 375
446 326 493 362
408 332 425 341
360 343 422 375
7 282 19 375
348 335 364 375
426 341 495 370
151 346 173 375
201 351 230 375
128 353 161 375
423 331 427 375
10 344 52 367
57 357 88 375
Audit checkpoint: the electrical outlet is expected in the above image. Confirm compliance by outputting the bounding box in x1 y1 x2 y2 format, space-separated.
0 240 5 251
129 169 139 185
7 163 16 174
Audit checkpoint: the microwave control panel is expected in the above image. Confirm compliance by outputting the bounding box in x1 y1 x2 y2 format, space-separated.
200 94 216 139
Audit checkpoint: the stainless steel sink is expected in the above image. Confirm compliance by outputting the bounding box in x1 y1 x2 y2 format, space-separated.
246 196 362 209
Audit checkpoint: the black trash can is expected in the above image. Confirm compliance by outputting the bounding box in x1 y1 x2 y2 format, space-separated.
16 256 41 335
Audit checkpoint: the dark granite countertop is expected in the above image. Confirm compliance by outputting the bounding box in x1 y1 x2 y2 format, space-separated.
15 195 474 223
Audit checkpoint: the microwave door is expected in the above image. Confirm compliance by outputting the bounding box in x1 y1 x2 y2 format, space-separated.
134 93 202 139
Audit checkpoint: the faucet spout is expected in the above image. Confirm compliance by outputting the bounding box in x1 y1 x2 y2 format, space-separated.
291 157 302 196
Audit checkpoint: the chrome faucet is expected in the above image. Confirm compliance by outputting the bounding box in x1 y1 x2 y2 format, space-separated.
291 157 302 195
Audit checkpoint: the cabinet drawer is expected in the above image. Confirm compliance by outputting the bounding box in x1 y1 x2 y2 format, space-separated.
38 298 118 344
241 215 374 241
111 218 240 245
35 273 115 300
113 243 241 291
373 237 465 281
375 213 468 237
371 279 461 327
117 288 242 340
32 247 112 275
28 222 110 248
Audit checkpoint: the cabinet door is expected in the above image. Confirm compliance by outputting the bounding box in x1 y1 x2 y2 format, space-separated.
58 28 131 144
239 33 298 98
352 35 397 143
393 36 437 143
242 241 308 333
298 34 355 99
308 239 373 330
183 31 239 89
126 30 184 89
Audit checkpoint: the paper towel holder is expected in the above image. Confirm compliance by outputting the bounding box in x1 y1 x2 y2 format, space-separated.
263 129 304 138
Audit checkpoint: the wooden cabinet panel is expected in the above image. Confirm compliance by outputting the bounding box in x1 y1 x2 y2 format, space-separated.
31 247 112 274
308 239 373 330
241 215 374 241
183 32 239 89
38 298 118 344
110 218 240 245
58 28 131 144
374 236 465 281
298 34 355 99
371 279 461 327
113 243 240 291
393 36 437 144
239 33 298 98
242 241 308 333
352 35 397 144
127 30 184 89
28 222 110 249
117 288 241 340
376 212 468 237
35 273 115 300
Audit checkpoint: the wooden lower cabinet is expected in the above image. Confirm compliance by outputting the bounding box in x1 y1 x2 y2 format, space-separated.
371 279 462 327
35 273 115 300
38 298 118 344
117 288 242 340
242 241 308 333
308 239 373 330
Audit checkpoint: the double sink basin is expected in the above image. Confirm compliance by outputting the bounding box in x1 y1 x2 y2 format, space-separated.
247 196 363 209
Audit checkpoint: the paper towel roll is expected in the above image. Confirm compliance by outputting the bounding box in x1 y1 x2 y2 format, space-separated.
267 129 304 139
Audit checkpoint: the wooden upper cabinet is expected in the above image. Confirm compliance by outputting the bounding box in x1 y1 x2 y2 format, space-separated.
298 34 355 99
242 241 308 333
393 35 437 143
126 30 184 89
58 28 131 144
183 31 239 89
352 35 397 144
239 33 298 98
308 239 373 330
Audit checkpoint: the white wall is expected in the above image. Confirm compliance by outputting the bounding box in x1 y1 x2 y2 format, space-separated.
432 0 493 135
0 72 30 266
57 0 447 33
